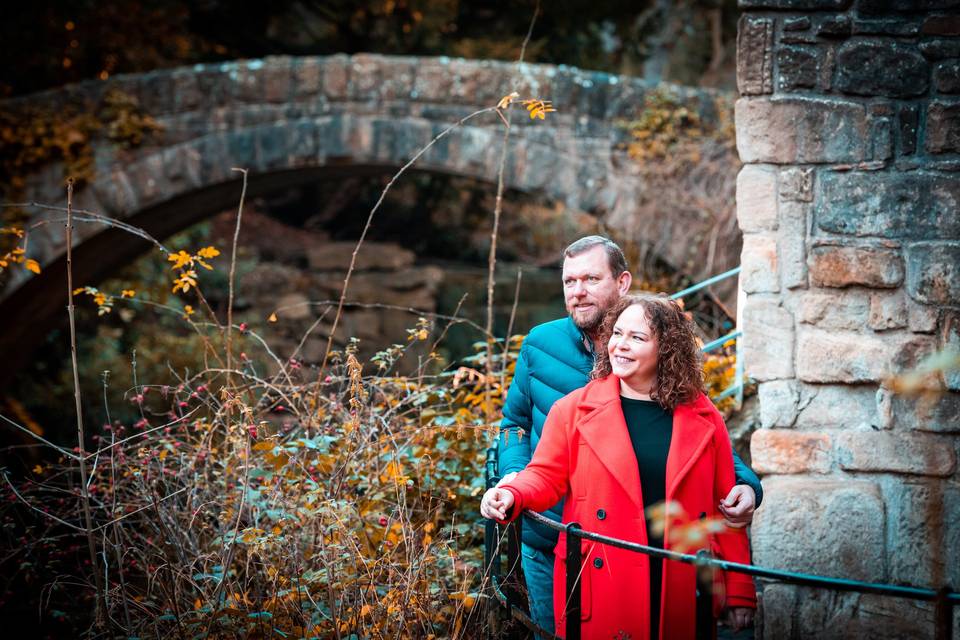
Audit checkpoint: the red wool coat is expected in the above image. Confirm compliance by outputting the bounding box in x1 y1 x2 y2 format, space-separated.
501 374 756 640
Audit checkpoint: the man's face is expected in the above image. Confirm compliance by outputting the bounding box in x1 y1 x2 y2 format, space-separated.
562 246 628 334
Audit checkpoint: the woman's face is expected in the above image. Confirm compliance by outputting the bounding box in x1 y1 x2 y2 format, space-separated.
607 304 659 392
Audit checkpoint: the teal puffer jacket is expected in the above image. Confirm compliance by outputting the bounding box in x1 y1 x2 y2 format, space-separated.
497 316 763 552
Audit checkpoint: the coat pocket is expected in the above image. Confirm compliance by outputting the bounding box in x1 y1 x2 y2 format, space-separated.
554 537 592 622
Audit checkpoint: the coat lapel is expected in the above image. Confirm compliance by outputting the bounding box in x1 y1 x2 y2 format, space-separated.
575 376 644 509
665 397 716 501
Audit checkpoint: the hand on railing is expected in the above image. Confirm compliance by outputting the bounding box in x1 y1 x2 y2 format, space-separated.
718 484 755 529
480 486 515 521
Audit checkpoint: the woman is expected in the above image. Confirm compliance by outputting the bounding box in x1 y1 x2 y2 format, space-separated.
480 294 756 639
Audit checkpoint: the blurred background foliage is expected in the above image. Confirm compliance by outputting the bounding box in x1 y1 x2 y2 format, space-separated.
0 0 740 98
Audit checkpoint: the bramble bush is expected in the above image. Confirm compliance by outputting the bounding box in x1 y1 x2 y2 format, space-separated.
1 236 518 636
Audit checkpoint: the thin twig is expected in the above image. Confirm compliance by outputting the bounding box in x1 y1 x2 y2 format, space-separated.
226 168 248 395
316 105 499 378
65 179 106 624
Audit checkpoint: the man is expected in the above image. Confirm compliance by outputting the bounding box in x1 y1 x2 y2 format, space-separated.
497 235 762 635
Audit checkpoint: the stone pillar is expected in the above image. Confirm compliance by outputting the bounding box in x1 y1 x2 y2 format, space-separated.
735 2 960 637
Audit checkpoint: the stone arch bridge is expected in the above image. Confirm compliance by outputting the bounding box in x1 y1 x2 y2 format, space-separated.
1 54 734 380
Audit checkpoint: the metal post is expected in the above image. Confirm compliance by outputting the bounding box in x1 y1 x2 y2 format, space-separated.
565 523 583 640
504 516 524 613
484 448 499 583
936 587 954 640
695 549 715 640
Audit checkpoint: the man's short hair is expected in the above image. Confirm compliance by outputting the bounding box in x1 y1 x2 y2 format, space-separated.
563 236 629 277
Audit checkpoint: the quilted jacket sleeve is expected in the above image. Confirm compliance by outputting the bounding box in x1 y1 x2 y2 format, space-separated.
497 344 533 477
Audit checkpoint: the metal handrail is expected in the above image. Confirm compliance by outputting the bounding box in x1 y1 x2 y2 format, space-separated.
484 454 958 640
669 266 741 300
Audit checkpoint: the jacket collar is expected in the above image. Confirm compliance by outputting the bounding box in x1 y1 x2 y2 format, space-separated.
564 315 595 358
575 375 717 508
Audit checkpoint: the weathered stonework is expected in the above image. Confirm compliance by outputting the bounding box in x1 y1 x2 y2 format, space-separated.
751 429 833 474
808 245 904 288
737 4 960 635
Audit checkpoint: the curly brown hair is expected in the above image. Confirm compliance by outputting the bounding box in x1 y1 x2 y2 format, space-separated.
591 294 704 410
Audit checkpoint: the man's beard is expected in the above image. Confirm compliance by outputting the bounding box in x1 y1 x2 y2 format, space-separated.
571 306 605 335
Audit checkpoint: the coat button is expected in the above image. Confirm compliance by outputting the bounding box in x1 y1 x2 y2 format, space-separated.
596 509 606 520
593 558 603 569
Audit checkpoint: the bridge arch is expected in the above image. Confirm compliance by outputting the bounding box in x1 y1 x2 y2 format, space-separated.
1 54 736 380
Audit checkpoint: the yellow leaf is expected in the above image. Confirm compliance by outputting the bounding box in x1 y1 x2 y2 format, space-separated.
197 246 220 259
32 464 43 474
496 91 519 109
24 259 40 274
268 312 278 323
121 289 135 298
73 287 84 295
360 604 372 617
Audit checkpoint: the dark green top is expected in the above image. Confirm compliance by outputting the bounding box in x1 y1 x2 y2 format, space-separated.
621 395 673 640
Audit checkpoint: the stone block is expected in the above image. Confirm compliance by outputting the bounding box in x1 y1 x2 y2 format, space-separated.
920 39 960 60
758 380 800 428
783 17 811 31
947 483 960 590
942 312 960 390
860 0 960 13
887 480 955 586
752 477 885 582
869 290 908 331
923 14 960 36
275 293 311 321
808 245 904 288
738 0 851 7
926 101 960 154
815 171 960 240
742 299 795 381
816 14 851 37
836 431 957 476
898 104 919 155
795 384 880 429
737 164 778 232
796 328 934 383
741 234 780 293
737 16 774 96
736 97 869 163
794 591 937 640
758 584 795 640
798 289 870 330
779 167 813 202
322 55 350 99
751 429 832 474
292 57 324 98
905 242 960 306
882 390 960 433
306 241 415 271
853 19 922 36
907 301 939 333
776 46 820 91
935 60 960 94
835 40 929 98
778 200 808 289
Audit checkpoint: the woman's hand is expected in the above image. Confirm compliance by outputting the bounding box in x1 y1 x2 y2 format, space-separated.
718 484 755 528
722 607 754 631
479 487 515 521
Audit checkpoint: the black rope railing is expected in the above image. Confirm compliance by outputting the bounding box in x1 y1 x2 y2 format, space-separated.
483 448 958 640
